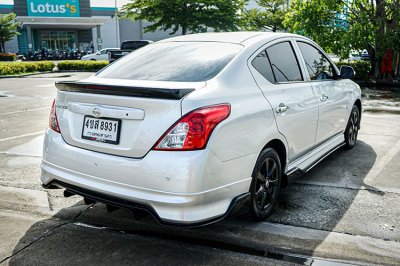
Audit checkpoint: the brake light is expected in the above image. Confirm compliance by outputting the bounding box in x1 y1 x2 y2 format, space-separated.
49 99 60 133
153 104 230 151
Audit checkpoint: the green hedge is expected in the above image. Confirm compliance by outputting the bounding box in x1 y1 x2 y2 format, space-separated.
336 60 371 80
0 53 16 61
0 61 55 76
57 60 109 71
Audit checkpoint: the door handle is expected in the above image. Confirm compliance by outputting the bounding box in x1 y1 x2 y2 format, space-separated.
320 94 329 102
276 103 289 113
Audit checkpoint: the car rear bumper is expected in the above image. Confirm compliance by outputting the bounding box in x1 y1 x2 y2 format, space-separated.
42 180 249 227
41 129 253 225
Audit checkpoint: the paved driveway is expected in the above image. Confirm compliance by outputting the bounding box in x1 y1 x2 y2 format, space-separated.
1 73 399 265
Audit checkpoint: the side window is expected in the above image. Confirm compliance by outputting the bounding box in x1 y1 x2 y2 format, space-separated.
100 50 107 54
252 50 275 83
266 42 303 83
297 42 335 80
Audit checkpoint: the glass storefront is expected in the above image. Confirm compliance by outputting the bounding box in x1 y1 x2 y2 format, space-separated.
40 31 77 51
1 0 120 54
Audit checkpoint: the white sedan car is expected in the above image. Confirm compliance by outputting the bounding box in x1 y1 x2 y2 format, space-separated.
41 32 361 226
81 48 120 61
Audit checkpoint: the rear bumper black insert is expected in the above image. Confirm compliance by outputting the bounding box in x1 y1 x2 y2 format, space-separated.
43 180 250 228
55 81 194 100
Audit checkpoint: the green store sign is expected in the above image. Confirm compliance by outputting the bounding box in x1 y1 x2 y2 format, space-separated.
27 0 80 17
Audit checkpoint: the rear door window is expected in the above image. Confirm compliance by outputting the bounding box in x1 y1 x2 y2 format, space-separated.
297 42 336 80
252 50 275 83
266 42 303 83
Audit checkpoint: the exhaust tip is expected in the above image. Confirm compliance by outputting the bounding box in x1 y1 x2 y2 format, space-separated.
63 190 75 198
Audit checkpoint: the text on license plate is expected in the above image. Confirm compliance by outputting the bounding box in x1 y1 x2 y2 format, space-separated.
81 116 121 144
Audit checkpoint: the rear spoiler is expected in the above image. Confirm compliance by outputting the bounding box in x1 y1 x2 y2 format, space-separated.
55 81 194 100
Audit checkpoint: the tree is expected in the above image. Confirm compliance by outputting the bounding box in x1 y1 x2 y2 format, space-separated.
284 0 400 79
120 0 246 35
284 0 345 55
241 0 288 32
0 13 20 53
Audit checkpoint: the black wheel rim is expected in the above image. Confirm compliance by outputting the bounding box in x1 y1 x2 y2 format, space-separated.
253 158 279 212
348 109 359 145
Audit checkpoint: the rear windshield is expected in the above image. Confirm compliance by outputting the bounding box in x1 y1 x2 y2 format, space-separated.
97 42 242 82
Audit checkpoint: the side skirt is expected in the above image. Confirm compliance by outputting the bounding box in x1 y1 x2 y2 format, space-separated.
286 133 345 178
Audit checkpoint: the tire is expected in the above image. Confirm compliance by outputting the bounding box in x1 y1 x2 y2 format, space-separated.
344 105 360 149
249 148 282 221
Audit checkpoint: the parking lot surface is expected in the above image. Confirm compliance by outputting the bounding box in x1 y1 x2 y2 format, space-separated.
0 73 400 265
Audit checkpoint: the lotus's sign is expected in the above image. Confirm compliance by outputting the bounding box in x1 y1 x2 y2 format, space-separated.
27 0 80 17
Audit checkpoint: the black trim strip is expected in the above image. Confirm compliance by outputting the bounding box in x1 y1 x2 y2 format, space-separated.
55 81 195 100
43 180 250 228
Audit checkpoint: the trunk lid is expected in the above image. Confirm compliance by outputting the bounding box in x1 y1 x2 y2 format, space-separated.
55 77 205 158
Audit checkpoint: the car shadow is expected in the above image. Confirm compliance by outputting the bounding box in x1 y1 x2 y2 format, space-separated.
266 139 381 231
7 140 380 265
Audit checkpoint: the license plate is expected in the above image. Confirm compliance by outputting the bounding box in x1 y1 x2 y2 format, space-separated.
81 116 121 144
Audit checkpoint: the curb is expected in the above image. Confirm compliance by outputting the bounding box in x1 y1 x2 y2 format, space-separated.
0 70 97 78
363 107 400 114
357 80 400 88
0 71 54 79
57 70 97 73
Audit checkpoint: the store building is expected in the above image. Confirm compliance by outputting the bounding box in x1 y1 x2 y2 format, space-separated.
0 0 263 55
0 0 169 54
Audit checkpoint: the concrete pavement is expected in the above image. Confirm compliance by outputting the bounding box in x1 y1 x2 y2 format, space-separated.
0 73 400 265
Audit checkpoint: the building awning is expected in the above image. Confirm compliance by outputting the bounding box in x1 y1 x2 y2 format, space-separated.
17 16 110 29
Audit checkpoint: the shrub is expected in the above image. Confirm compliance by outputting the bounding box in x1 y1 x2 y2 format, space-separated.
57 60 109 71
0 61 54 75
336 60 371 80
0 53 16 61
34 61 55 72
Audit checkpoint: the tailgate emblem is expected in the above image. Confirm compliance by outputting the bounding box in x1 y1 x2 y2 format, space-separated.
92 107 101 118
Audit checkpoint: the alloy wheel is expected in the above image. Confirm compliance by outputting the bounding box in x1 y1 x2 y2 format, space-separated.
348 108 359 146
253 158 279 212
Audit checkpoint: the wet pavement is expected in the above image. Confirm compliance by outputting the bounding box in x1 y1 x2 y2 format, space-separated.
0 73 400 265
361 85 400 113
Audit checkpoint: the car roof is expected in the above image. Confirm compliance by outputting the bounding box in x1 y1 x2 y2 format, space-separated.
159 32 301 46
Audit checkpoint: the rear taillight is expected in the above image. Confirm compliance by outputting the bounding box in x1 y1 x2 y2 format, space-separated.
49 99 60 133
153 104 230 151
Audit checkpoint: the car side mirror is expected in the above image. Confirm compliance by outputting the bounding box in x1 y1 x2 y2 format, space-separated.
340 65 355 79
